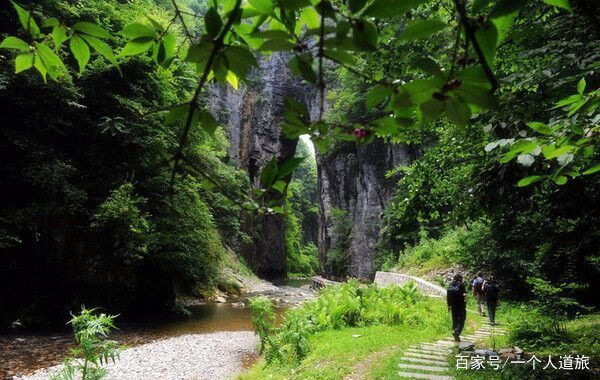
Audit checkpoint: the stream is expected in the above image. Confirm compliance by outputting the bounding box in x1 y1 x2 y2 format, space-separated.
0 278 314 379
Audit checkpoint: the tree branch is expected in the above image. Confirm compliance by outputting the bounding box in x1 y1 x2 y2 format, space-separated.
453 0 499 92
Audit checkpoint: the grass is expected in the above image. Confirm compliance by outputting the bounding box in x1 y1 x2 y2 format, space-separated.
449 304 600 380
239 298 480 380
368 308 481 379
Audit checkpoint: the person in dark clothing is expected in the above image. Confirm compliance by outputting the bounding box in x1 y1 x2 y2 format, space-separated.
482 276 499 325
447 273 467 341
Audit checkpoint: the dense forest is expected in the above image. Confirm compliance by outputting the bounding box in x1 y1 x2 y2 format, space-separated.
0 0 598 378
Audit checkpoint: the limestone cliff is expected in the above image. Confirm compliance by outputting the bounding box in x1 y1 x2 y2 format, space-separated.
209 53 314 280
317 140 420 280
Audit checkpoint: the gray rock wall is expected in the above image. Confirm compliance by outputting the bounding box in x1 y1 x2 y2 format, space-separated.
318 141 419 280
209 53 315 280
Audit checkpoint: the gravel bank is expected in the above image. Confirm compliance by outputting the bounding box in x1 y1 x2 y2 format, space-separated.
20 331 258 380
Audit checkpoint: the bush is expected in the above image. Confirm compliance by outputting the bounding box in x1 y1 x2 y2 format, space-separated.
249 280 429 365
51 307 121 380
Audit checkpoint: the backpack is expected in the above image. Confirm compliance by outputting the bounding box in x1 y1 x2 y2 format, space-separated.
485 282 499 301
473 277 484 294
447 283 464 307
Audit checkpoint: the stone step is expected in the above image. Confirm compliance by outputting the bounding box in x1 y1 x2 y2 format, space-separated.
479 329 507 334
418 345 452 353
398 363 448 372
407 348 450 356
404 351 448 361
401 357 449 366
397 372 453 380
419 342 452 349
435 340 455 346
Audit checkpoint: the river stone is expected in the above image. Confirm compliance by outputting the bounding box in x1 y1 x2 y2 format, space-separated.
458 342 475 352
474 349 498 357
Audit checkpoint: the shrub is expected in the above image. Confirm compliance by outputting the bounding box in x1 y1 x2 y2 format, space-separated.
249 281 428 365
51 307 121 380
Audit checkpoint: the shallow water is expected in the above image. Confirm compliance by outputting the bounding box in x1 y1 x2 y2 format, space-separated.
0 278 312 378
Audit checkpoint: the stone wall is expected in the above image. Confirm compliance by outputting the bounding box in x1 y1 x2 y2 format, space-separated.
373 271 446 297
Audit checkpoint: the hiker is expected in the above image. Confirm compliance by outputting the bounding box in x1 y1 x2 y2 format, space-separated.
447 273 467 342
482 276 499 325
472 272 486 316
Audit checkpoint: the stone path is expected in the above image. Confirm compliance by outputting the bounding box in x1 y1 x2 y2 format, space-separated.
396 318 507 379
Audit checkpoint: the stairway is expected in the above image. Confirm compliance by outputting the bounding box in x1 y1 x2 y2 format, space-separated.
396 318 507 379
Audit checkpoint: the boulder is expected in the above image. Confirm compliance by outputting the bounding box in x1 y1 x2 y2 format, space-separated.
474 349 498 357
458 342 475 352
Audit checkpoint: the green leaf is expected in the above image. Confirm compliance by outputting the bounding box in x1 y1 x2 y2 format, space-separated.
395 78 441 107
36 43 67 80
226 70 239 90
0 36 29 51
278 157 306 178
121 23 155 39
11 1 40 38
300 7 320 29
205 7 223 39
186 42 213 67
474 22 498 67
545 145 573 159
364 0 426 18
164 105 189 125
258 39 295 51
490 0 523 43
527 121 552 135
248 0 273 15
349 0 368 13
224 45 258 78
157 33 176 67
352 19 378 51
554 175 568 185
323 50 357 66
582 163 600 175
272 180 287 193
445 97 471 127
15 53 34 73
399 19 446 41
412 57 444 78
72 22 112 39
70 35 90 74
490 0 525 17
542 0 571 11
290 54 316 83
196 110 219 134
279 0 311 10
517 175 542 187
119 37 155 57
80 34 120 71
577 77 586 94
420 98 445 121
366 84 392 108
33 55 47 82
42 17 60 28
52 25 69 50
455 84 497 109
260 158 279 187
145 16 164 32
372 117 402 136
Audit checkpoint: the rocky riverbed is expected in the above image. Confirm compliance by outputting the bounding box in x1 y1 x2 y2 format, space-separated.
19 331 259 380
4 278 315 379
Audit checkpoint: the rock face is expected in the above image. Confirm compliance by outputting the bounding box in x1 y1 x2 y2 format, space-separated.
209 53 315 280
318 140 419 279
